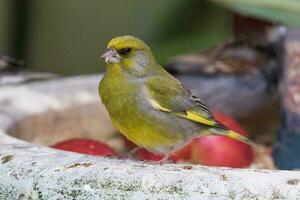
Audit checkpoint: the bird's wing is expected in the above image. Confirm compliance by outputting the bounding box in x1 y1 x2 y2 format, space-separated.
145 73 256 146
145 75 225 129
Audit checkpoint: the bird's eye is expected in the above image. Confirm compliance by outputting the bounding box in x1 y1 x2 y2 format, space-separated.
118 48 131 55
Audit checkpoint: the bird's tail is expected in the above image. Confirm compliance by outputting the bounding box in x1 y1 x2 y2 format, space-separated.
210 128 257 147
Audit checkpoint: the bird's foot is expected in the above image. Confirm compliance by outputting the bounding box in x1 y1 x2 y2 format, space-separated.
155 153 175 165
115 147 141 160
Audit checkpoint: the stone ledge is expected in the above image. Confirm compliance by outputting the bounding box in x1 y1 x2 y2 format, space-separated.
0 75 299 200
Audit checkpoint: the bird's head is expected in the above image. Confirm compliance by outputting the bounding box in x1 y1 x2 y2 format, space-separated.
101 36 156 77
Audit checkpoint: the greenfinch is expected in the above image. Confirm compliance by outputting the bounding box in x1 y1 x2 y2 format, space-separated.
99 35 254 162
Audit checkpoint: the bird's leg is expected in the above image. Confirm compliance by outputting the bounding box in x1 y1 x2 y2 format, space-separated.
127 146 140 158
156 152 174 164
117 147 140 160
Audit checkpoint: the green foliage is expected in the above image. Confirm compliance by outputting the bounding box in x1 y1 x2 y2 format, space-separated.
211 0 300 27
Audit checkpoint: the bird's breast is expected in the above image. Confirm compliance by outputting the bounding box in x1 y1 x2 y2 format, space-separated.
99 76 191 154
99 76 142 118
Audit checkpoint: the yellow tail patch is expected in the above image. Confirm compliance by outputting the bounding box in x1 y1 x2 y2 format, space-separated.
212 129 256 147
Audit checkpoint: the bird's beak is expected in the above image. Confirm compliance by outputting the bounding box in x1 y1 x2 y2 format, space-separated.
101 48 121 64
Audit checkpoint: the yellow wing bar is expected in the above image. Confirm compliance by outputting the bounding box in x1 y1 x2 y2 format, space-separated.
149 98 216 126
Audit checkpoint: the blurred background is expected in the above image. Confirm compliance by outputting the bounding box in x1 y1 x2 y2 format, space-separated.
0 0 231 75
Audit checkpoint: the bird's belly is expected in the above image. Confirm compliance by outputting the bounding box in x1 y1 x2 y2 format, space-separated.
108 97 198 154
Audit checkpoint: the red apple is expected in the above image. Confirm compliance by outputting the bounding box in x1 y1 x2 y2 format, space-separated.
189 112 254 167
190 135 253 167
50 138 116 157
134 149 163 161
